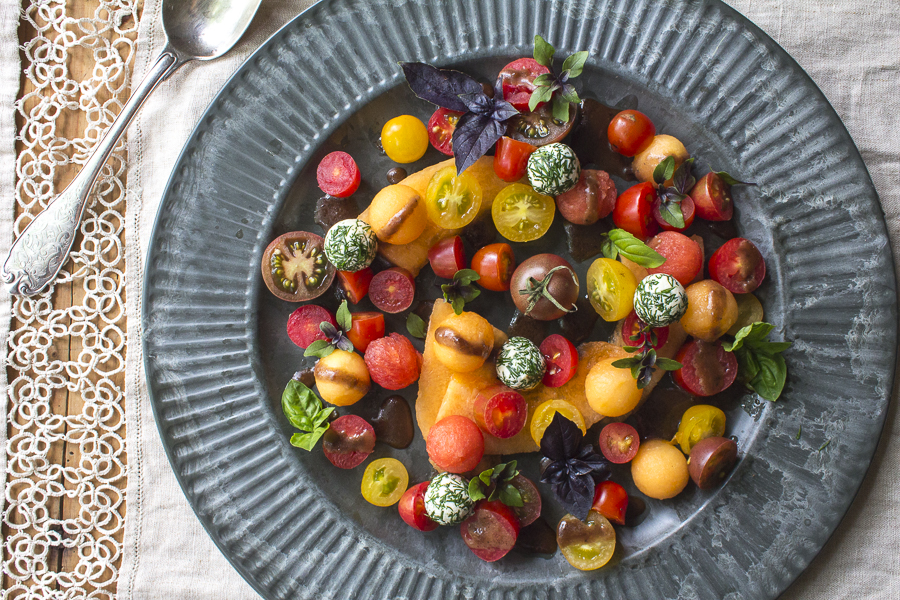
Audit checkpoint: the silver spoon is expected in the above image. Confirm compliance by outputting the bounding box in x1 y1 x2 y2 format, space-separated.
2 0 264 296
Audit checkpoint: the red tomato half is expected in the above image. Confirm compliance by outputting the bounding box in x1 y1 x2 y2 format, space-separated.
607 110 656 157
471 243 516 292
493 136 536 182
473 384 527 439
369 267 416 314
428 236 466 279
653 194 695 232
286 304 335 349
427 108 462 156
364 333 421 390
621 310 669 350
591 480 629 525
398 481 438 532
673 339 738 397
708 237 766 294
613 182 658 239
347 311 385 353
597 422 640 464
539 334 578 387
498 58 551 111
337 267 373 304
322 415 376 469
690 172 734 221
460 500 520 562
316 151 361 198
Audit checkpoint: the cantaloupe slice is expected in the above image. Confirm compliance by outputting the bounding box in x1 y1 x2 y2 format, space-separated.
358 156 510 275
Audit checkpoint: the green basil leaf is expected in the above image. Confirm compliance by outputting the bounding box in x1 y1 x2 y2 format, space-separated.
313 406 335 428
559 84 580 106
656 197 685 229
736 348 761 382
652 156 675 184
756 341 793 354
281 379 323 431
747 351 787 402
600 235 618 260
715 171 755 187
655 357 683 371
451 295 465 315
499 484 524 508
499 460 518 481
454 268 481 286
724 321 775 352
461 286 481 303
551 94 570 122
672 157 695 193
533 35 555 67
319 321 338 337
336 300 352 332
406 313 427 339
303 339 334 358
528 83 555 112
533 73 555 87
561 51 589 78
611 356 641 369
468 478 487 502
290 426 329 452
607 229 665 267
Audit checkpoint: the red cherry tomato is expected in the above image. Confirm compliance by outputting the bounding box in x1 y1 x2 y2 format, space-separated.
286 304 335 349
538 334 578 388
364 333 421 390
427 236 466 279
509 474 542 527
498 58 551 111
426 415 484 473
613 182 658 240
621 310 669 350
690 172 734 221
336 267 373 304
321 415 376 469
473 384 527 439
708 237 766 294
493 136 536 182
460 500 520 562
591 480 629 525
673 339 739 396
369 267 416 314
607 110 656 157
427 108 462 156
316 151 361 198
653 194 696 232
347 311 385 353
398 481 438 532
647 231 703 287
597 422 640 464
471 243 516 292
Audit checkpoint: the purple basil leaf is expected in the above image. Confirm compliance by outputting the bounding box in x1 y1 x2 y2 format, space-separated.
672 157 695 193
567 458 596 477
400 62 482 113
452 112 506 175
553 472 595 520
539 412 583 462
458 91 494 116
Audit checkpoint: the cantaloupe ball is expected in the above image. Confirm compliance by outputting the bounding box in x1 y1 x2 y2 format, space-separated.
367 184 428 245
314 349 371 406
631 439 689 499
680 279 739 341
433 311 495 373
584 357 642 417
632 135 690 183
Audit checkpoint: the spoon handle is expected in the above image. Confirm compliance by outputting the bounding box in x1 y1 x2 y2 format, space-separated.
2 48 182 296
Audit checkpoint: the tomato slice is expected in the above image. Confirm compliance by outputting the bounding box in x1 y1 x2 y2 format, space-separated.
427 107 462 156
690 172 734 221
672 339 738 397
471 243 515 292
491 183 555 243
673 404 727 454
427 236 466 279
498 58 551 111
398 481 439 531
286 304 336 349
591 480 629 525
598 423 640 464
316 151 361 198
607 110 656 157
361 458 409 507
460 500 520 562
613 182 658 239
539 334 578 388
708 237 766 294
369 267 416 314
347 311 385 353
530 400 585 446
425 165 483 229
586 258 637 322
322 415 375 469
493 136 536 182
473 384 527 439
337 267 373 304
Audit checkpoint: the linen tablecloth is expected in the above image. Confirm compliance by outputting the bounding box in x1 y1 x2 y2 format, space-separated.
10 0 896 598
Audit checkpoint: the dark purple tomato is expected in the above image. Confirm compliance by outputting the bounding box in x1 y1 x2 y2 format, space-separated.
321 415 375 469
688 436 738 489
460 500 520 562
510 254 579 321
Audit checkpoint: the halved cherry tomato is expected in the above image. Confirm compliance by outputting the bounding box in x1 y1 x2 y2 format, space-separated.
473 384 527 439
425 165 483 229
613 182 658 239
607 110 656 157
673 339 738 397
690 172 734 221
598 422 640 464
337 267 373 304
361 458 409 507
530 400 586 446
708 237 766 294
398 481 438 531
621 310 669 350
347 311 385 353
461 500 520 562
428 236 466 279
471 243 515 292
427 108 462 156
653 194 695 232
493 136 536 182
492 183 555 243
498 58 551 111
674 404 727 455
369 267 416 314
586 258 637 322
591 480 629 525
316 151 361 198
286 304 336 349
539 334 578 388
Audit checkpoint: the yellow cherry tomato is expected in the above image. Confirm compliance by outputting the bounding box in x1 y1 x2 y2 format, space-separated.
361 458 409 507
673 405 726 454
557 510 616 570
586 258 637 321
491 183 555 242
530 399 586 446
381 115 429 163
425 165 483 228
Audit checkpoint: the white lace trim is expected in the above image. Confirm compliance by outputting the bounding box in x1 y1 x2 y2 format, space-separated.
5 1 138 595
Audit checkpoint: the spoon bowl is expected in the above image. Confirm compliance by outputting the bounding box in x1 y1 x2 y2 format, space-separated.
164 0 264 60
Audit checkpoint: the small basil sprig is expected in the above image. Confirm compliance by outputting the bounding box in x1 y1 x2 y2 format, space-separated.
714 171 755 186
612 321 681 389
652 156 695 229
406 313 427 339
723 321 791 401
600 228 666 268
468 461 523 507
441 269 481 315
281 378 334 451
529 35 588 122
304 300 354 358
